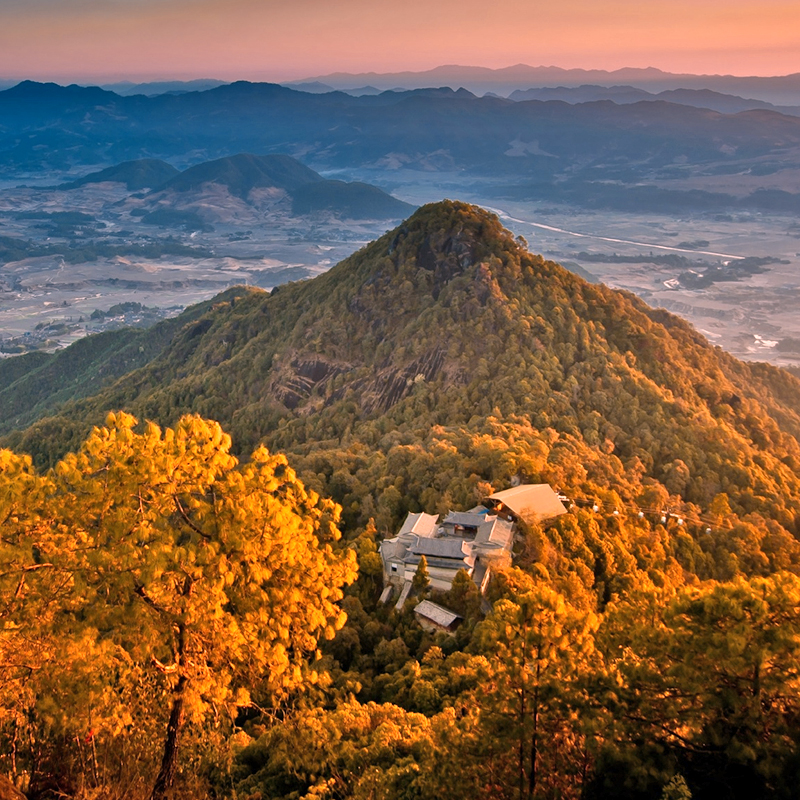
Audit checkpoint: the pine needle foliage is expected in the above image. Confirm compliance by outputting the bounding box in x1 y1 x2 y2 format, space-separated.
0 413 357 799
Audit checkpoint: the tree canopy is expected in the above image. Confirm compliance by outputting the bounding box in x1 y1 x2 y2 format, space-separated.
0 413 357 799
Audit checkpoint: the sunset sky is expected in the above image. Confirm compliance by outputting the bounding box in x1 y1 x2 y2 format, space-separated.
1 0 798 83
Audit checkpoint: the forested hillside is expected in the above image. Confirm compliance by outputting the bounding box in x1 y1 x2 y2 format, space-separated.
4 201 800 540
3 202 800 799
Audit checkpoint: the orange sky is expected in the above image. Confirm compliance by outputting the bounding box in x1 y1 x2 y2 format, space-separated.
0 0 798 82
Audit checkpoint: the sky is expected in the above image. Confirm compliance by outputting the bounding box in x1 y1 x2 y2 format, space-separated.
0 0 798 83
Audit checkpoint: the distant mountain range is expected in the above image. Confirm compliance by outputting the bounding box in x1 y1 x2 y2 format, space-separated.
291 65 800 105
507 85 800 117
5 65 800 105
3 80 800 214
281 79 800 115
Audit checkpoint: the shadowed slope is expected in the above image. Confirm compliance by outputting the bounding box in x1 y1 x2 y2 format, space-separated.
59 159 180 190
158 153 323 198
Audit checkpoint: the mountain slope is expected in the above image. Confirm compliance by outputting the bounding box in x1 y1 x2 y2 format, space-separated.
2 202 800 551
159 153 323 197
0 289 242 432
60 158 180 190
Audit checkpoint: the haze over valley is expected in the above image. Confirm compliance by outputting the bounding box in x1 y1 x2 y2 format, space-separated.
1 76 800 367
0 152 413 352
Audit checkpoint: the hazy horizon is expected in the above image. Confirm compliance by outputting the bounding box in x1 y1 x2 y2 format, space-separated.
2 63 800 91
0 0 797 84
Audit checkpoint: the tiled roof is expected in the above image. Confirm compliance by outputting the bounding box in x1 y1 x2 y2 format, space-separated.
410 538 470 559
442 511 489 528
398 511 440 538
379 538 405 561
414 600 462 628
474 517 514 548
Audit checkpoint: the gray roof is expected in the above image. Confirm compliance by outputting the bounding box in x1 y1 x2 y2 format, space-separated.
486 484 567 521
442 511 490 528
404 554 475 570
398 512 439 538
380 538 406 562
410 538 470 559
474 517 514 549
414 600 462 628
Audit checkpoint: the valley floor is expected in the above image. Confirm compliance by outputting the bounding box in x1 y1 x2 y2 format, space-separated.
2 174 800 369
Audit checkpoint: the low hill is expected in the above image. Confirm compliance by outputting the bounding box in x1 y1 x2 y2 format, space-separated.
159 153 323 198
2 202 800 559
140 153 415 220
59 158 180 190
291 179 416 218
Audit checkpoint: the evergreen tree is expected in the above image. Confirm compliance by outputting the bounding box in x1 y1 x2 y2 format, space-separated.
412 554 431 597
0 413 357 798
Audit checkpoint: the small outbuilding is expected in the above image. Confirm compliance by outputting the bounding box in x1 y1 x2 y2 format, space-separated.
414 600 463 634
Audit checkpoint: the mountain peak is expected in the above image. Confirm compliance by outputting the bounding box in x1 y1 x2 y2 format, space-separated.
386 200 514 270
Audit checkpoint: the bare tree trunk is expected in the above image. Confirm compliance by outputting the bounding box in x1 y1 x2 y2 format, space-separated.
518 683 526 800
579 741 589 800
151 607 190 800
528 699 539 800
150 674 188 800
10 717 18 780
527 644 541 800
518 635 527 800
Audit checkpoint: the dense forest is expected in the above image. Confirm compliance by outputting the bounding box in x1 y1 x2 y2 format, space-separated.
2 202 800 799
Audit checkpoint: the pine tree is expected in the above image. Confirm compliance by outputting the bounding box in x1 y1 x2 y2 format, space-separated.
0 413 358 798
412 554 431 597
